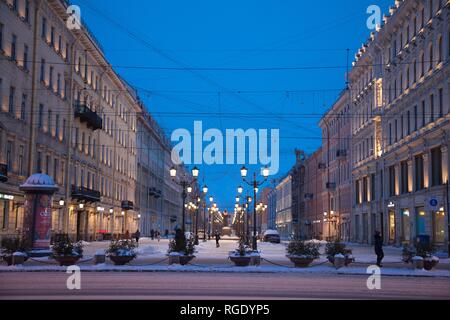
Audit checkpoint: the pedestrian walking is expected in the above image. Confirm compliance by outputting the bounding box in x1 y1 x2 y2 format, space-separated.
135 229 140 243
150 229 155 240
215 230 221 248
374 230 384 267
156 231 161 242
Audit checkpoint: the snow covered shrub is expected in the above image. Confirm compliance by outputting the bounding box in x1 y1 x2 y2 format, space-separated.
1 236 29 256
52 234 83 257
325 240 352 262
107 239 137 257
286 239 320 259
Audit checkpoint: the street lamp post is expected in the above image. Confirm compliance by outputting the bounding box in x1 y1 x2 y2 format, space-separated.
240 166 270 251
170 166 199 234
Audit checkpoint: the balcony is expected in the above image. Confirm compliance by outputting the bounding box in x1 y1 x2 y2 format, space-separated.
304 193 314 200
326 182 336 190
0 164 7 182
71 185 101 203
121 200 134 211
149 187 162 198
336 150 347 158
74 104 102 131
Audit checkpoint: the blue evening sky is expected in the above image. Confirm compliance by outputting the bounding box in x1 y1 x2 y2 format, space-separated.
72 0 392 211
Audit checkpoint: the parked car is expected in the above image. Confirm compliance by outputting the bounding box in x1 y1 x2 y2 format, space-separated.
263 230 281 243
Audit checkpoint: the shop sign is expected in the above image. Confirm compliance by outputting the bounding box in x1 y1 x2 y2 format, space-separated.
0 193 14 200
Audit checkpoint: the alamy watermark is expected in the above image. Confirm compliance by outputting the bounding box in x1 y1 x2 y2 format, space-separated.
171 121 280 175
66 266 81 290
366 265 381 290
366 5 382 31
67 5 82 30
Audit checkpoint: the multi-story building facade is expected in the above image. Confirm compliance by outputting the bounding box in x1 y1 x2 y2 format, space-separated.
319 90 352 241
256 187 271 235
290 149 306 239
350 0 449 252
0 0 179 242
267 187 277 231
302 147 325 240
275 174 292 240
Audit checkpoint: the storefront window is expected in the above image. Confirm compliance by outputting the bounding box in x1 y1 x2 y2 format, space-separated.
416 207 426 235
401 209 410 243
1 200 9 229
433 208 446 243
389 210 396 243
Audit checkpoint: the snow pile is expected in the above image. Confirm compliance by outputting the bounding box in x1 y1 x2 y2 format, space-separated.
135 245 161 256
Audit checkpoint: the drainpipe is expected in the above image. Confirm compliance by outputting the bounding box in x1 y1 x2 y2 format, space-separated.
64 35 80 236
27 0 42 176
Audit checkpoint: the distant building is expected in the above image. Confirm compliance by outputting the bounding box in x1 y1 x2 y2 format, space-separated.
275 174 292 240
302 148 325 240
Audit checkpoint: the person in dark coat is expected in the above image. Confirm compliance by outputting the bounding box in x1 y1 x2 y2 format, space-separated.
374 230 384 267
150 229 155 240
135 229 141 243
215 230 221 248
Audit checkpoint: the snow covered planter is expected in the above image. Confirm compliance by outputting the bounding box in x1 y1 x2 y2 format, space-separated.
167 229 196 265
1 236 29 266
228 238 257 267
107 239 137 265
325 240 354 268
286 239 320 268
423 256 440 271
52 234 84 267
404 243 439 271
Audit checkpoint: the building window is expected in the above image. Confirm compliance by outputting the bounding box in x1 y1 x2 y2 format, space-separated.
389 166 396 197
429 44 433 71
41 17 47 39
400 161 409 194
25 1 30 23
23 45 28 71
431 147 442 186
45 155 50 175
38 104 44 129
50 26 55 47
433 208 446 243
49 67 53 89
55 114 60 138
47 109 52 134
8 86 15 114
36 151 42 173
1 200 10 229
389 123 392 145
394 119 398 142
53 158 58 182
438 36 443 63
438 88 443 118
11 34 17 61
363 177 368 203
18 145 24 176
370 174 376 201
0 23 3 52
415 155 424 191
430 94 434 123
62 119 66 141
40 59 45 82
414 105 418 131
12 0 18 12
57 74 61 95
20 94 27 120
407 110 411 135
6 141 13 169
421 100 426 127
420 52 425 77
413 60 417 83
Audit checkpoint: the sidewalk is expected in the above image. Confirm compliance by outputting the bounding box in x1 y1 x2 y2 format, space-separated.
2 238 449 274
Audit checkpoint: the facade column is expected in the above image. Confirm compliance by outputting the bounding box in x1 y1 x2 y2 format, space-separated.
423 152 430 189
394 164 400 196
441 145 448 186
407 159 414 193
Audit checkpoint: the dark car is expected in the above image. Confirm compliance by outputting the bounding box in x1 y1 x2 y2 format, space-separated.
263 230 281 243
